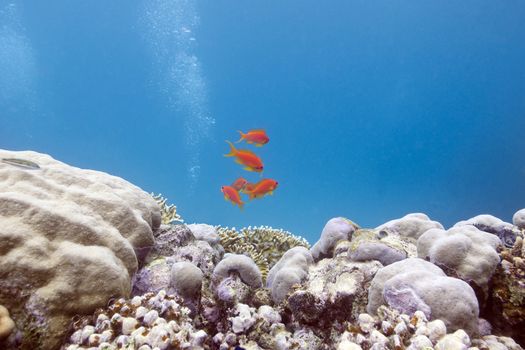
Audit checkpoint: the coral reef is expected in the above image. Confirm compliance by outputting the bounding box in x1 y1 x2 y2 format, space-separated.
417 225 501 302
367 258 480 335
348 228 417 266
336 306 522 350
63 290 208 349
2 150 524 349
0 149 160 350
212 253 263 289
375 213 444 240
0 305 15 340
217 225 310 280
151 193 183 224
286 258 381 330
513 209 525 230
187 224 220 245
170 261 203 301
310 217 360 261
58 212 525 349
486 236 525 346
266 246 314 303
454 214 522 248
133 224 222 296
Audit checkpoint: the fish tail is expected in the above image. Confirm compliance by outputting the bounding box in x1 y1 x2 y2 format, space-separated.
223 140 236 157
246 191 256 200
235 131 245 143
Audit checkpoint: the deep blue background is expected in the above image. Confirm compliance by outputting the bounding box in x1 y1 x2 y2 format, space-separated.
1 1 524 243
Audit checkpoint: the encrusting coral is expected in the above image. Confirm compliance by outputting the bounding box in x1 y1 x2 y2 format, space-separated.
217 225 310 281
151 193 183 224
487 235 525 346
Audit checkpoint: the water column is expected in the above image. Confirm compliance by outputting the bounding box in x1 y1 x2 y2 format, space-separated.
142 0 215 192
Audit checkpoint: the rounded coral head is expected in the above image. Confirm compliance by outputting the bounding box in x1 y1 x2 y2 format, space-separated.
0 305 15 340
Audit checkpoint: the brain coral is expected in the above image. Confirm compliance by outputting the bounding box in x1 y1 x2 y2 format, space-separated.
417 225 501 296
266 247 314 303
0 150 160 350
367 258 480 335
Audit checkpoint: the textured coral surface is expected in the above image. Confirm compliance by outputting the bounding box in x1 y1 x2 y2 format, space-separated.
0 149 160 349
1 151 524 350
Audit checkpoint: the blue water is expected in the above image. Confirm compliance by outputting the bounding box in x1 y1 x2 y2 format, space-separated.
1 1 525 243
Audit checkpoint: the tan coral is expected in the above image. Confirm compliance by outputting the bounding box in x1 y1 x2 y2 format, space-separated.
0 149 160 350
0 305 15 340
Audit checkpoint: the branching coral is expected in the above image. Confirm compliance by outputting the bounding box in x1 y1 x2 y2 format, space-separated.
151 193 183 224
216 226 310 281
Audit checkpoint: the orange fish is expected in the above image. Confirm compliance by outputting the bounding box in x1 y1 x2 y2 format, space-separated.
221 185 244 209
242 178 278 200
224 141 264 173
231 177 248 191
236 129 269 147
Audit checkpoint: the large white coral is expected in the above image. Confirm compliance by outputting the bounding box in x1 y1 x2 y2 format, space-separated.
0 149 160 349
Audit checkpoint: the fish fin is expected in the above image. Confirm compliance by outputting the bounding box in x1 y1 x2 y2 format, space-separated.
243 183 256 192
255 143 263 147
235 158 244 165
235 131 245 143
250 129 266 133
243 166 255 172
269 191 273 195
238 202 245 211
223 140 236 157
224 195 229 201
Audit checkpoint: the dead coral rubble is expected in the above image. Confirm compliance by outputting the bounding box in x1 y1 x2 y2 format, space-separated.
486 236 525 347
